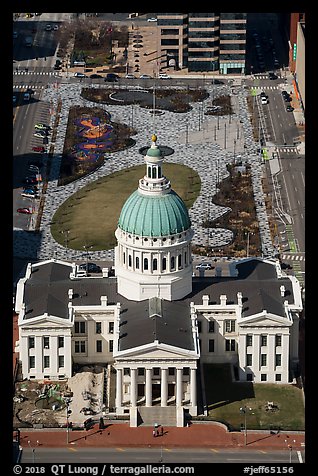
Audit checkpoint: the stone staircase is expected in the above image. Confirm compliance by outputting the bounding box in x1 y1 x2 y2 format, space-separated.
137 406 177 427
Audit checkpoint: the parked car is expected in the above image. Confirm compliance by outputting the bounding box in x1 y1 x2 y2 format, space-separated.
195 263 212 270
23 92 31 101
53 24 59 31
260 92 267 98
23 188 37 195
32 146 45 153
35 122 50 130
21 192 38 199
147 17 157 22
158 73 170 79
268 72 278 80
45 24 52 31
90 74 102 79
79 262 102 273
261 96 269 105
286 105 294 112
34 131 47 138
17 208 32 214
104 73 118 82
13 95 17 104
140 74 152 79
74 72 87 78
125 74 136 79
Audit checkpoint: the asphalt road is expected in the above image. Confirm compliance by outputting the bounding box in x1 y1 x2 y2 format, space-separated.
20 447 304 464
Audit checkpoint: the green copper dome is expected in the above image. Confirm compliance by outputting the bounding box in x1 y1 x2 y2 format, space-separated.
118 190 191 237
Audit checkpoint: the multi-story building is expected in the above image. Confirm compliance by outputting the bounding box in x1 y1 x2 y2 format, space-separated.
15 136 303 425
157 13 247 74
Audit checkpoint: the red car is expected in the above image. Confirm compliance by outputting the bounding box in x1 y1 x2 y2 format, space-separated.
32 146 45 153
17 208 32 214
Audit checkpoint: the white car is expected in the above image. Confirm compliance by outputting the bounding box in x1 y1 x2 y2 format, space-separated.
53 24 59 31
158 73 170 79
261 96 268 105
147 17 157 22
125 74 136 79
140 74 152 79
195 263 212 270
74 72 87 78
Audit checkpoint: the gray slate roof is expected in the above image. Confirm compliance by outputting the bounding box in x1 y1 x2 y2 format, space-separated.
22 259 295 351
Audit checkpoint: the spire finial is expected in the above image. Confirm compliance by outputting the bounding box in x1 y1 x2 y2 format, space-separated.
151 133 157 144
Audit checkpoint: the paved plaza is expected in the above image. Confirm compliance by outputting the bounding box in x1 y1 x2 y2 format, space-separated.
13 81 276 263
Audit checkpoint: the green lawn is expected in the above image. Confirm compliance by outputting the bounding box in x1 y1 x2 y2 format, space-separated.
203 364 305 431
51 163 201 250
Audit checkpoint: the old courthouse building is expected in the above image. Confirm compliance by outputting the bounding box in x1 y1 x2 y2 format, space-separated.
15 136 303 426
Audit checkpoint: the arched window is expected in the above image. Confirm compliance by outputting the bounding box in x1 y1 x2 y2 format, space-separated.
148 166 151 178
144 258 148 270
158 166 161 178
152 167 157 179
136 257 140 269
171 256 175 270
162 257 166 271
178 254 182 269
128 255 132 267
123 252 125 264
153 258 158 271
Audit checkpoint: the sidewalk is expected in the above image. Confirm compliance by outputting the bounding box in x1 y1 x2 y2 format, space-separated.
18 422 304 451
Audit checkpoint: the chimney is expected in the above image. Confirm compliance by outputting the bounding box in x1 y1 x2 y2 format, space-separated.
102 267 109 277
280 285 285 297
101 295 108 306
202 295 209 306
237 292 242 306
68 288 73 300
220 294 227 306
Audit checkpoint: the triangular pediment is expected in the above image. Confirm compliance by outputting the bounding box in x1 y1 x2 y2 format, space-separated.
115 342 198 360
20 314 72 329
239 312 291 327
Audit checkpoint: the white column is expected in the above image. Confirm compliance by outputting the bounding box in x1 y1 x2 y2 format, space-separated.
161 368 168 407
51 336 58 376
130 368 137 406
145 368 152 406
176 367 183 406
190 368 197 408
115 368 123 409
64 334 72 378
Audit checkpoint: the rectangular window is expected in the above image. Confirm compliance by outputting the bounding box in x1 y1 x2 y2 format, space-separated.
208 339 215 352
225 320 235 333
28 336 35 349
168 367 175 376
43 336 50 349
96 322 102 334
58 336 64 348
246 354 252 366
261 354 267 366
246 373 253 381
261 374 267 381
75 322 86 334
124 368 130 376
183 367 190 376
246 335 253 347
44 355 50 368
208 320 215 333
261 335 267 347
225 339 235 351
58 355 64 368
75 340 86 353
275 354 281 367
108 322 114 334
96 340 102 353
275 335 282 347
275 374 282 382
153 367 160 376
29 356 35 369
138 368 144 376
197 321 202 333
109 340 113 352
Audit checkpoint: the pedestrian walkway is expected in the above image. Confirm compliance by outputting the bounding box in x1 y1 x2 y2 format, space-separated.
18 423 305 452
13 80 276 261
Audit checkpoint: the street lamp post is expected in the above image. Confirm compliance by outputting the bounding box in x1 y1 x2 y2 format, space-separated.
83 244 93 274
27 440 39 463
285 439 296 463
240 406 252 446
65 397 72 444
